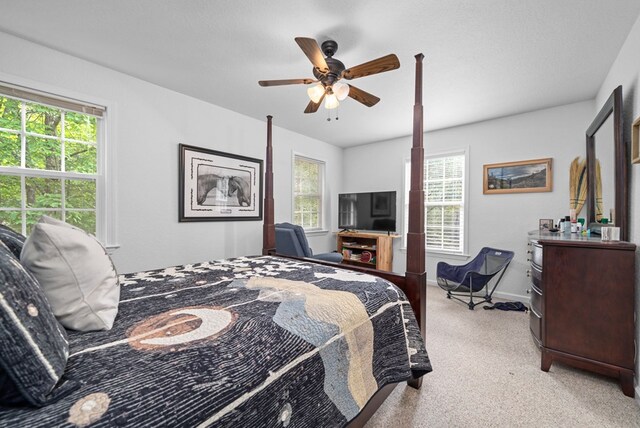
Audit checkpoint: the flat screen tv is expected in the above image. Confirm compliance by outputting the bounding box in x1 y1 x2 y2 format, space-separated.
338 191 397 232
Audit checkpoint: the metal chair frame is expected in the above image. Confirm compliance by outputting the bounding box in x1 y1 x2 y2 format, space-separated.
437 248 514 310
440 264 511 309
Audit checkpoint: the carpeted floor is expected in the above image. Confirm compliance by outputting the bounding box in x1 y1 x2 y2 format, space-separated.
366 287 640 427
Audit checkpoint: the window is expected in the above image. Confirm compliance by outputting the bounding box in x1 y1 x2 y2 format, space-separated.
293 155 325 230
405 150 467 253
0 83 105 238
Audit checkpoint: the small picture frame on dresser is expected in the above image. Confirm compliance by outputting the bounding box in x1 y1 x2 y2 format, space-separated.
539 219 554 231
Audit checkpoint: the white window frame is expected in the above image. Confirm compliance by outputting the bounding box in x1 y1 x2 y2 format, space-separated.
403 147 469 256
292 153 326 233
0 75 118 250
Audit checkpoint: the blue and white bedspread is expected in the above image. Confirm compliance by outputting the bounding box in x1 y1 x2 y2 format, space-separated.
0 255 431 427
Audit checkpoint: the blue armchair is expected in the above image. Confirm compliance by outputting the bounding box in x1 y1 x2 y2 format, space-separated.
275 222 343 263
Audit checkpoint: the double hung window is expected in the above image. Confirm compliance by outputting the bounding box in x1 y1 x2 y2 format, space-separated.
293 155 325 231
405 150 467 253
0 84 105 238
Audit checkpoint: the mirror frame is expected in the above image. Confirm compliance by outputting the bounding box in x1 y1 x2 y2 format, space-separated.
586 85 627 241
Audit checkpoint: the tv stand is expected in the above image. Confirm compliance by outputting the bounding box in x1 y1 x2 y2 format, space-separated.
337 231 399 272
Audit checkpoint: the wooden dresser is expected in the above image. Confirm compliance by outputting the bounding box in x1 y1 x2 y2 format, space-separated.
527 231 636 397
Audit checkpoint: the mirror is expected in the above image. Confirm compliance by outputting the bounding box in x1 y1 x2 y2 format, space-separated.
593 115 615 222
586 86 628 240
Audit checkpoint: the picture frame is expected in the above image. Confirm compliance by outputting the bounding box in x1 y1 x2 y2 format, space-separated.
539 218 554 231
178 144 263 222
632 115 640 164
483 158 552 194
371 192 391 217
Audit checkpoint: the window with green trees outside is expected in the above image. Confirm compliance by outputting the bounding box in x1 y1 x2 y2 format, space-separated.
293 155 325 230
0 90 103 236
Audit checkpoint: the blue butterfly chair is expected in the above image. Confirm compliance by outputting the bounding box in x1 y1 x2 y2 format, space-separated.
437 247 514 310
275 222 343 263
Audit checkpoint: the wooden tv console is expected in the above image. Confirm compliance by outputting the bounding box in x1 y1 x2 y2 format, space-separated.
337 231 399 272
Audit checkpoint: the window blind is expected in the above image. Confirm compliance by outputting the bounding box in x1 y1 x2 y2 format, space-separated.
0 82 105 117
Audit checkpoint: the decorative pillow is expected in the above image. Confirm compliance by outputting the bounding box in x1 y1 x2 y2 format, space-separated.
0 224 26 259
0 240 71 407
20 216 120 331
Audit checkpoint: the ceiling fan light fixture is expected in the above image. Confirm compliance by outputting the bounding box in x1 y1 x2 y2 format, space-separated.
332 82 349 101
307 84 325 103
258 37 399 114
324 93 339 110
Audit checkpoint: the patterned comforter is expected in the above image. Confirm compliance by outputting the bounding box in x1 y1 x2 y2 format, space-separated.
0 256 431 427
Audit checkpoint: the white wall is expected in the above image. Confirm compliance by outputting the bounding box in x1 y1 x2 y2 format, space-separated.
343 100 594 300
0 31 342 273
595 13 640 401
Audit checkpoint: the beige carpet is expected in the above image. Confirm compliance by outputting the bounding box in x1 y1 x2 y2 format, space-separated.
366 287 640 427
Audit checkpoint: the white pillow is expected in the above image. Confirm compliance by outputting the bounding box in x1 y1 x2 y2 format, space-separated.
20 216 120 331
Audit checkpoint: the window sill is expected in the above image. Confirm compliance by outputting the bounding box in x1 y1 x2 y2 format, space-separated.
399 247 470 260
304 229 329 237
427 250 470 260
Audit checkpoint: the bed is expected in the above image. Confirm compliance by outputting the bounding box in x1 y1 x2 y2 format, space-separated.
0 54 429 427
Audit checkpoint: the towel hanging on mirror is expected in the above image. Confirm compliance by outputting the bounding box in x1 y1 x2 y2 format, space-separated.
569 156 587 215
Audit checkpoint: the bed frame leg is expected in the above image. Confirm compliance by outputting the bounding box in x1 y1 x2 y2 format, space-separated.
408 377 422 389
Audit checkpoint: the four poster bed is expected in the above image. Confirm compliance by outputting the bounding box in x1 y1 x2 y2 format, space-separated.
262 54 429 426
0 55 429 427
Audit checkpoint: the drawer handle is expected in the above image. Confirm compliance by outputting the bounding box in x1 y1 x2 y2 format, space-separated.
527 258 531 262
526 269 531 277
526 288 531 294
527 250 532 254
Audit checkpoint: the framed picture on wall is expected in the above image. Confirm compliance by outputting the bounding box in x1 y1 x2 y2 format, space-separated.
483 158 553 194
632 115 640 164
178 144 263 222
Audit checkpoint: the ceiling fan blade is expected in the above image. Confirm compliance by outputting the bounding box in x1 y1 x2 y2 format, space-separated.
304 93 325 114
295 37 329 73
342 54 400 80
258 78 316 87
347 85 380 107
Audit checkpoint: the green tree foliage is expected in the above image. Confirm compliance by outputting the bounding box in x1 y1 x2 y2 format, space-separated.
0 96 98 235
0 97 21 167
294 158 322 229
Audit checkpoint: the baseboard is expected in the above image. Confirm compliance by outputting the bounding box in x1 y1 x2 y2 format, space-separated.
426 280 529 304
492 290 529 303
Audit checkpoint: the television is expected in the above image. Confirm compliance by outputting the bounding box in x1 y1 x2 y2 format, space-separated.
338 191 397 232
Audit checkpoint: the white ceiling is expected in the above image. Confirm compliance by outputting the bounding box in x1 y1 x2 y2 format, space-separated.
1 1 639 147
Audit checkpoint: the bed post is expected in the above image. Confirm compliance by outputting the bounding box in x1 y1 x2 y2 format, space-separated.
406 54 427 389
262 115 276 255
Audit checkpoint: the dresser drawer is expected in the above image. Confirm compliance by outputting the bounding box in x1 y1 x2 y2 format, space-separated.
530 285 542 314
530 264 543 290
529 307 542 347
530 243 543 268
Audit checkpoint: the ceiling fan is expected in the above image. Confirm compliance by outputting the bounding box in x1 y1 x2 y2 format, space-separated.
258 37 400 114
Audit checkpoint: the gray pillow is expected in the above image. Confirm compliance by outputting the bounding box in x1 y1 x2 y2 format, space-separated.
0 224 26 259
21 216 120 331
0 240 71 407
